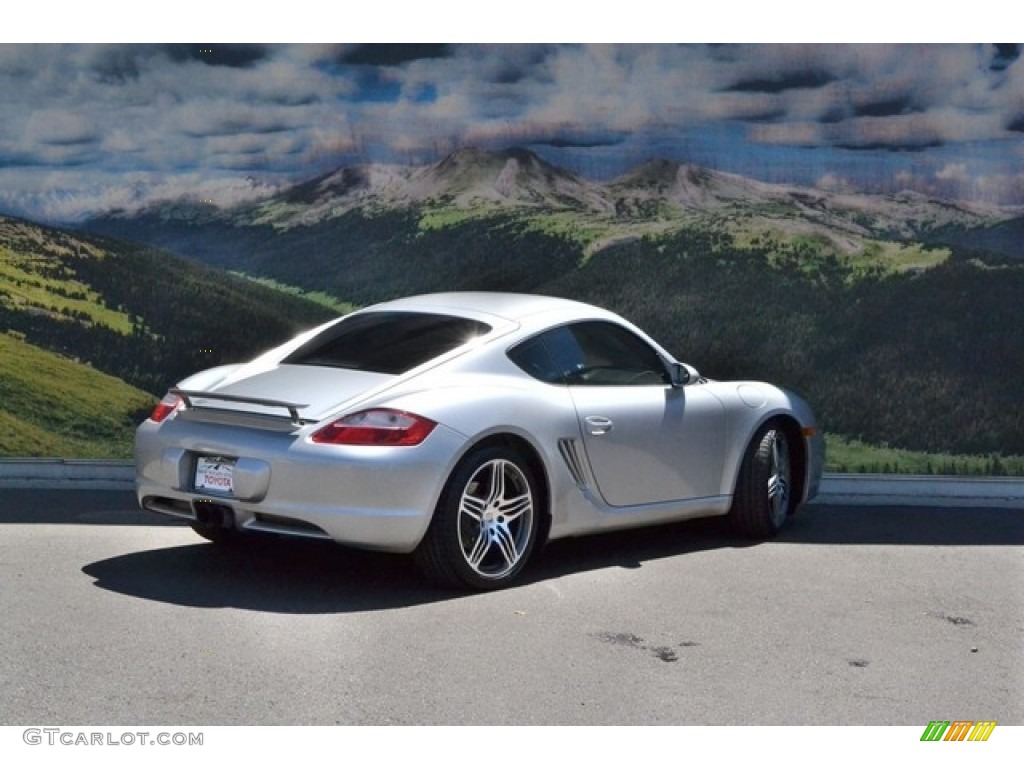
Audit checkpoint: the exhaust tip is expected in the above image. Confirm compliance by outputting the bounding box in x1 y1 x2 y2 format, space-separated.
193 499 234 529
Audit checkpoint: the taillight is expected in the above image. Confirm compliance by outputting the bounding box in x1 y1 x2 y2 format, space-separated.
311 408 437 446
148 392 183 423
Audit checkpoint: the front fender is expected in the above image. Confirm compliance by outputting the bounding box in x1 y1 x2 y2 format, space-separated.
715 383 821 503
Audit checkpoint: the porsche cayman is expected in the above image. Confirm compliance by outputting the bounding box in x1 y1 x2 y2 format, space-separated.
135 292 824 589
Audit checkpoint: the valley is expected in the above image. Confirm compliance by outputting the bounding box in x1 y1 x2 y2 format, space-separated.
2 149 1021 469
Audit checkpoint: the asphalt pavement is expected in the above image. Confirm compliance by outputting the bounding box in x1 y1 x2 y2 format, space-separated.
0 489 1021 725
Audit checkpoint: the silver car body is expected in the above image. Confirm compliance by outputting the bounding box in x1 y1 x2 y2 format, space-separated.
136 292 823 574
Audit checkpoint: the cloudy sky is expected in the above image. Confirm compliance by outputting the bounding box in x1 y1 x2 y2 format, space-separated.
1 42 1022 221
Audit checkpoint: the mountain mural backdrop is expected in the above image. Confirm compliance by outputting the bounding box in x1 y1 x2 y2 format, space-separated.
1 44 1022 470
75 147 1024 466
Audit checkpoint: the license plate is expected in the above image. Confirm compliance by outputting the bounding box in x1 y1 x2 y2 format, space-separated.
195 456 236 496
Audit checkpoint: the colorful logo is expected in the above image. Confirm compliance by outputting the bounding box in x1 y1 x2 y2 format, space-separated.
920 721 997 741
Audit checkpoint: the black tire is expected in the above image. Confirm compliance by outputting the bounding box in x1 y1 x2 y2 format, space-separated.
729 423 792 539
415 446 540 590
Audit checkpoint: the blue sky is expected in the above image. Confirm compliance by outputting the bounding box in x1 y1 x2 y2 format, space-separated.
0 42 1021 221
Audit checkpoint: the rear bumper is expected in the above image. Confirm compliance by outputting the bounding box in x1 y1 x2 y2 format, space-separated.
134 417 466 553
137 486 432 552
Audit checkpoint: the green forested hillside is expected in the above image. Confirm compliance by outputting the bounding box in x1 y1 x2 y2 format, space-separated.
0 215 335 393
86 210 584 305
541 228 1024 457
82 205 1024 462
0 332 153 458
0 215 336 455
7 174 1024 471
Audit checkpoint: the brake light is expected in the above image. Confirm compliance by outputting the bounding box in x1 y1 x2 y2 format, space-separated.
311 409 437 446
149 392 183 423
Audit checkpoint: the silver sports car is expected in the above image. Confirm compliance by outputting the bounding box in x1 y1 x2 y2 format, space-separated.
136 292 823 589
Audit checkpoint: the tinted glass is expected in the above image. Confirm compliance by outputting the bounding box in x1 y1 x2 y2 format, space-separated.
508 321 669 386
506 333 565 383
284 311 491 375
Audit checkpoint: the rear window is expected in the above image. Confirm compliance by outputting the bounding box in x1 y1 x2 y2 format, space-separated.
283 311 491 375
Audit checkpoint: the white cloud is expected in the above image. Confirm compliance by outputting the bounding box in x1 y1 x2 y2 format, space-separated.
0 168 288 221
815 173 856 194
1 43 1023 219
936 163 970 182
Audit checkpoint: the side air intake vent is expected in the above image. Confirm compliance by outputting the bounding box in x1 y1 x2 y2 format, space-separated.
558 438 589 488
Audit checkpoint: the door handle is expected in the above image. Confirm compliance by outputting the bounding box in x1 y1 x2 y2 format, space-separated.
584 415 614 435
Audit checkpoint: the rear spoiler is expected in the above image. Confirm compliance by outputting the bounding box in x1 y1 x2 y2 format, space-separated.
171 388 311 426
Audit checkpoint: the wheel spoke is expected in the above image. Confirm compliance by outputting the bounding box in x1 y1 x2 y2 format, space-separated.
766 433 790 524
486 460 506 505
492 523 520 568
495 492 531 520
460 493 487 521
466 528 491 568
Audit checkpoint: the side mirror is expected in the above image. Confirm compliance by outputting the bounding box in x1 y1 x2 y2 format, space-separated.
670 362 700 387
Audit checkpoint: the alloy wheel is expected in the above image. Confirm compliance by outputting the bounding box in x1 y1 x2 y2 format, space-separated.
457 458 535 580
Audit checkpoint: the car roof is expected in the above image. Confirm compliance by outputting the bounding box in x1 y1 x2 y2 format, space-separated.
362 292 606 324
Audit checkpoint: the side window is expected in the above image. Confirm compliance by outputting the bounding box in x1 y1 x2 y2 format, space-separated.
567 321 670 385
506 332 565 384
508 321 669 386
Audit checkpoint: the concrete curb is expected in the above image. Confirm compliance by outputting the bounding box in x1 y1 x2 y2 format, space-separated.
0 459 135 491
813 473 1024 509
0 460 1022 508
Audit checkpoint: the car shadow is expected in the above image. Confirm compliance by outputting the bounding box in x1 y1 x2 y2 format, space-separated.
81 535 449 613
784 502 1024 546
80 503 1023 614
80 516 743 614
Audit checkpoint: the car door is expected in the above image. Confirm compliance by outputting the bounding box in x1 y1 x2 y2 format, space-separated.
545 321 727 507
